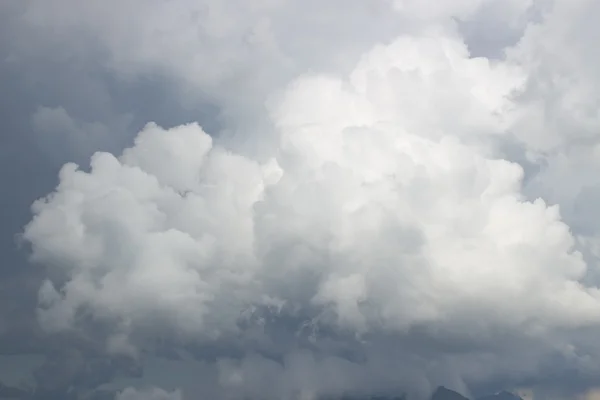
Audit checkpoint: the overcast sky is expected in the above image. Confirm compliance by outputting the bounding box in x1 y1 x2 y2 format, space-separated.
2 1 600 399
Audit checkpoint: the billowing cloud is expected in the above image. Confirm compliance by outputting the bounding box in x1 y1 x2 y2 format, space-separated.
7 0 534 125
12 0 600 399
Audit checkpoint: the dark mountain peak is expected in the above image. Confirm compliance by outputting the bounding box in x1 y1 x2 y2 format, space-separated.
431 386 469 400
477 391 523 400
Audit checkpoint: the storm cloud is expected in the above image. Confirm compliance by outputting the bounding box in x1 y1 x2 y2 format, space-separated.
3 0 600 399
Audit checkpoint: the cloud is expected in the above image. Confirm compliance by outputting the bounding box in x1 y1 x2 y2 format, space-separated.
12 0 600 398
25 31 590 339
30 106 131 164
503 0 600 250
21 23 600 400
8 0 533 125
116 387 182 400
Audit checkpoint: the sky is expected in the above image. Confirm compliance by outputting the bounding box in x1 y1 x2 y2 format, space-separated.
2 0 600 399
